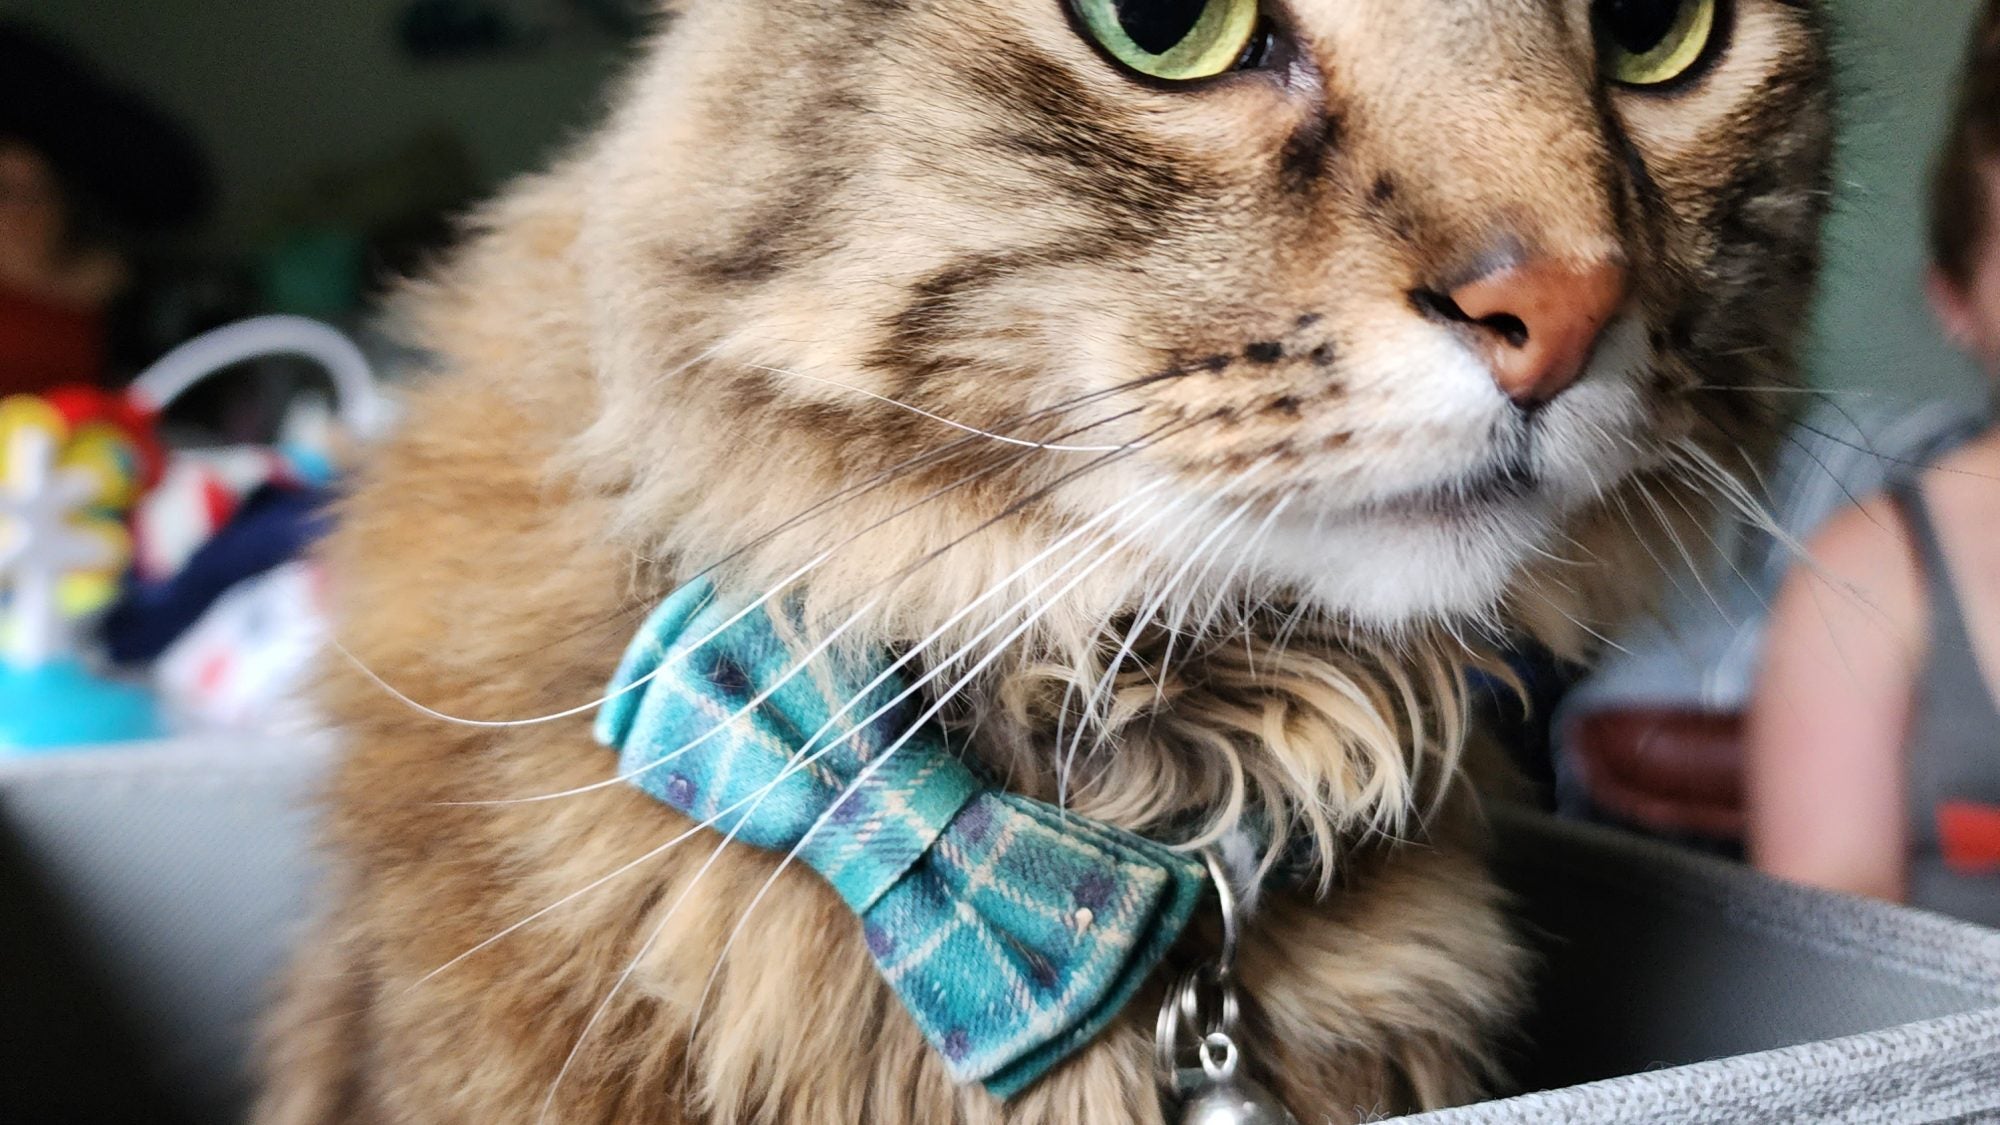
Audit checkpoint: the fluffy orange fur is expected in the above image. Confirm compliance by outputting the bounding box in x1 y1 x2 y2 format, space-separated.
255 1 1834 1121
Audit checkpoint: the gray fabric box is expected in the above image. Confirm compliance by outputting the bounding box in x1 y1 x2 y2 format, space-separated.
1392 806 2000 1123
5 738 1999 1123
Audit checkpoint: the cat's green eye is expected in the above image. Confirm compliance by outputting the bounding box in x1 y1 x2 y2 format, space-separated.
1070 0 1262 83
1594 0 1720 87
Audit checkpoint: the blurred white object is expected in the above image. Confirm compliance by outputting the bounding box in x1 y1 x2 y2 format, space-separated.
155 561 328 731
0 411 123 668
127 314 387 440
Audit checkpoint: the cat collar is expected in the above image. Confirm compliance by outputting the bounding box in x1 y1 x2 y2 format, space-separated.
595 579 1209 1098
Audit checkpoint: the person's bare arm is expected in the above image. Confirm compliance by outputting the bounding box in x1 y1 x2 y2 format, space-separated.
1746 497 1924 902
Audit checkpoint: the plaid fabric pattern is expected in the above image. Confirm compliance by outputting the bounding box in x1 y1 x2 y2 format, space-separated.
595 580 1210 1097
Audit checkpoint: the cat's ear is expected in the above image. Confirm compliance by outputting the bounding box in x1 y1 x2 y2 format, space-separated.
1927 265 1980 354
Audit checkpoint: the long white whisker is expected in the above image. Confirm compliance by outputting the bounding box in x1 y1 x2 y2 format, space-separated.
432 482 1171 992
340 377 1162 733
458 471 1172 810
1191 492 1293 647
536 847 704 1124
1659 448 1775 618
534 481 1201 1116
406 821 703 994
443 594 884 806
410 424 1187 783
1676 439 1907 635
676 480 1213 1074
1605 478 1702 622
1082 491 1287 811
1059 486 1263 807
1634 475 1735 629
336 545 842 731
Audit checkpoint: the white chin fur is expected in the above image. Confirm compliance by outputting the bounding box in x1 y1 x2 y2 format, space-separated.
1250 500 1558 628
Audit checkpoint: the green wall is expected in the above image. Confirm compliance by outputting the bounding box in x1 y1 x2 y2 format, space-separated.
1812 0 1985 404
4 0 628 250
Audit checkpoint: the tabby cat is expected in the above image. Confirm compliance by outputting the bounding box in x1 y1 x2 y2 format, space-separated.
254 1 1832 1121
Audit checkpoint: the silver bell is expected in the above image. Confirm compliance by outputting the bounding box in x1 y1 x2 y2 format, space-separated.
1174 1034 1299 1125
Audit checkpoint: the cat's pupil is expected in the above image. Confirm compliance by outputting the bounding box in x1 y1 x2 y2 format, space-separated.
1112 0 1211 55
1595 0 1681 55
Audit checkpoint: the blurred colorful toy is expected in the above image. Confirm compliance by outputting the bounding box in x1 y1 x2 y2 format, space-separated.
133 444 312 584
0 391 164 750
1 316 383 752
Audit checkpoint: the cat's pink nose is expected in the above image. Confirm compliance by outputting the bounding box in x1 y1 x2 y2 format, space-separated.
1423 258 1630 410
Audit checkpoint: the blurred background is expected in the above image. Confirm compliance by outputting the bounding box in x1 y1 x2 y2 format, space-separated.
0 0 1992 1120
1814 0 1992 406
2 0 638 389
0 7 644 1117
0 0 644 747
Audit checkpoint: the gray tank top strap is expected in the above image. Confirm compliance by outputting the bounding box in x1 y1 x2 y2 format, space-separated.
1885 476 1978 652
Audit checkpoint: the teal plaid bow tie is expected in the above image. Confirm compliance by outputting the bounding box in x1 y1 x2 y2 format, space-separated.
594 580 1209 1098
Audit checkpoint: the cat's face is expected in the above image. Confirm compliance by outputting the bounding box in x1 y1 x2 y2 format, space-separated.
593 0 1831 628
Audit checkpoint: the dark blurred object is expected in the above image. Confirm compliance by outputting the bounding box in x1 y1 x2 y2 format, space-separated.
568 0 658 38
0 22 211 237
261 130 481 318
1568 706 1746 856
104 256 260 383
0 22 212 398
0 820 200 1125
398 0 533 61
0 284 102 396
261 229 368 322
1472 643 1583 810
399 0 650 60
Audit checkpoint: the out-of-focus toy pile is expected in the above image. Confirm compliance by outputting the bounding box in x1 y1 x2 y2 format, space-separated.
0 316 382 752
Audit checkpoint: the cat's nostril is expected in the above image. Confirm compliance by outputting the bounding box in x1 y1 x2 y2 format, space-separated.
1409 287 1469 326
1411 289 1533 349
1477 313 1529 349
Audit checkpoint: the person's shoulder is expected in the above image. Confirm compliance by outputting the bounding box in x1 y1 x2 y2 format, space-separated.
1774 483 1925 647
1916 432 2000 519
1801 489 1914 583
